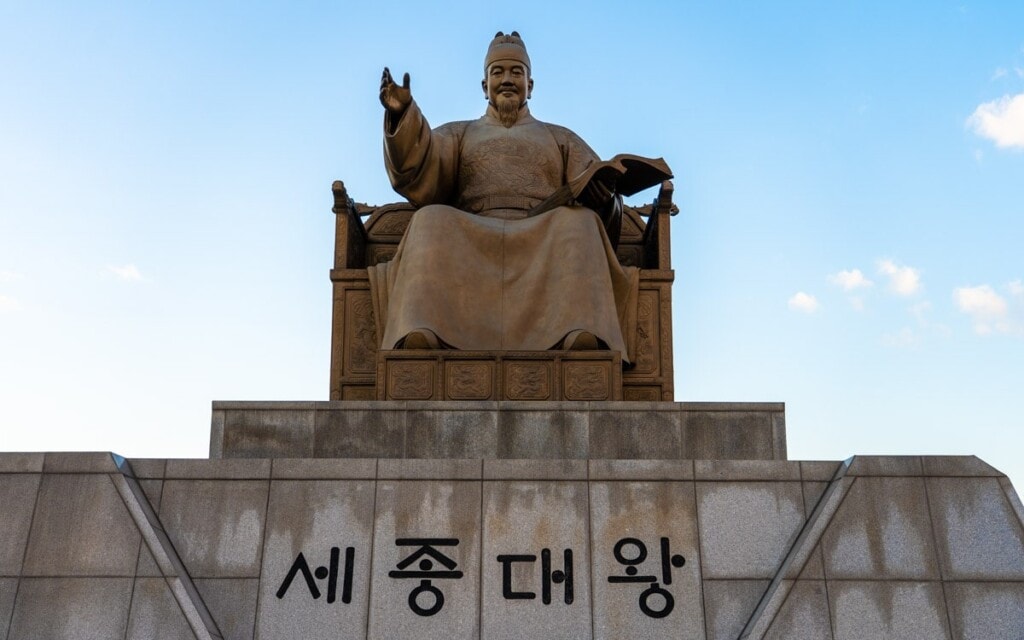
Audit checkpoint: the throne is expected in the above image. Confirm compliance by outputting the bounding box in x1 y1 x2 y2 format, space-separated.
328 180 677 402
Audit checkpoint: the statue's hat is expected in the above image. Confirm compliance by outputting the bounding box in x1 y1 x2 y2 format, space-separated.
485 31 530 71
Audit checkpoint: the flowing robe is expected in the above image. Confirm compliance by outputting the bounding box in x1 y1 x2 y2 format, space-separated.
368 100 638 360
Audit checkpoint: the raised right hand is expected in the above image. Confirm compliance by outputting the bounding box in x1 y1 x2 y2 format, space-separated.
379 67 412 116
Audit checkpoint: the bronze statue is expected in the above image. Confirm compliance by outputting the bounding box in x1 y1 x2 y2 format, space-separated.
370 31 669 362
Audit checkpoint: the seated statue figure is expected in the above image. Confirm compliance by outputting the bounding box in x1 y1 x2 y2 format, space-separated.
370 31 667 363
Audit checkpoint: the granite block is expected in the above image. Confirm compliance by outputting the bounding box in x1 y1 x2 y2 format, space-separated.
846 456 923 476
42 451 120 473
194 578 258 640
0 453 43 473
257 480 375 640
797 482 828 579
588 459 694 481
589 481 704 640
22 474 141 576
696 481 806 578
481 481 592 640
377 458 482 479
495 409 588 459
771 411 787 459
0 578 17 640
921 455 1001 477
8 577 134 640
694 459 801 481
821 477 940 580
314 408 405 458
763 580 833 640
222 409 315 458
944 581 1024 640
128 458 167 479
165 458 271 479
829 581 950 640
483 459 587 480
159 479 269 578
0 474 40 575
682 410 774 460
168 576 222 638
926 476 1024 580
367 480 482 640
800 461 842 481
702 579 769 640
1001 476 1024 528
271 458 377 479
588 410 682 459
136 479 165 577
125 577 197 640
405 409 499 458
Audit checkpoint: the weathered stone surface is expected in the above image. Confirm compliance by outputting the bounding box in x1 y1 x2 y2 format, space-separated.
944 581 1024 639
165 458 270 479
42 451 120 473
702 579 769 640
927 476 1024 579
315 408 406 457
367 480 482 640
0 474 40 575
128 458 168 478
8 577 134 640
695 459 801 481
481 481 592 639
821 477 940 580
0 453 43 473
590 481 704 640
125 577 197 640
682 410 774 460
588 459 694 480
271 457 377 479
0 578 17 639
483 459 587 480
159 479 269 578
378 458 482 479
135 479 165 577
828 581 950 640
495 408 588 459
589 410 681 459
257 480 375 640
22 474 141 576
221 408 315 458
195 578 259 640
800 461 842 481
406 409 500 458
696 481 806 578
922 455 1001 477
763 580 833 640
846 456 922 476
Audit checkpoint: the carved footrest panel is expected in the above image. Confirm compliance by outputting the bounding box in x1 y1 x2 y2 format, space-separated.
376 350 623 401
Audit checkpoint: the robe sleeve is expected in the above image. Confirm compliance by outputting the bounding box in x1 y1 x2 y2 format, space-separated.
547 124 600 185
383 100 464 206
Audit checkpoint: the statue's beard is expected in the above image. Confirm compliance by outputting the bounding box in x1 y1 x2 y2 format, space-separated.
496 97 521 128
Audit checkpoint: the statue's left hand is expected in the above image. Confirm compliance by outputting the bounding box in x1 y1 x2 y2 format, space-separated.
582 178 614 208
380 67 412 117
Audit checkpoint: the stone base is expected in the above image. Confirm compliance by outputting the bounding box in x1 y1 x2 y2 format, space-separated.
2 453 1022 639
209 401 788 460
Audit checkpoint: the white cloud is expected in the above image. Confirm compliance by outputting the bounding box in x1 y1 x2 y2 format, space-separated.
828 268 873 291
1008 279 1024 297
882 327 920 349
0 295 22 312
106 264 145 282
967 93 1024 150
953 284 1011 335
788 292 820 313
0 270 23 283
877 259 922 296
992 67 1008 80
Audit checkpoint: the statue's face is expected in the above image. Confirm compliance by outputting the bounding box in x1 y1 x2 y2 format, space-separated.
482 60 533 109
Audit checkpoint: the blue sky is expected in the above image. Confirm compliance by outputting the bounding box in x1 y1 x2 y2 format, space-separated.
1 1 1022 484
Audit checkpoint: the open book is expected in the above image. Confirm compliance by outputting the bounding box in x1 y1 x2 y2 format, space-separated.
527 154 673 218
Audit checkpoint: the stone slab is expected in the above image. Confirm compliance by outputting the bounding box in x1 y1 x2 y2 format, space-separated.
195 578 258 640
212 401 787 461
257 480 375 640
588 459 694 480
22 474 141 576
0 474 40 576
0 453 44 473
821 477 940 580
762 579 833 640
8 577 134 640
702 579 769 640
944 581 1024 639
159 479 269 578
0 578 17 640
125 577 197 640
696 481 807 579
828 581 951 640
42 451 120 473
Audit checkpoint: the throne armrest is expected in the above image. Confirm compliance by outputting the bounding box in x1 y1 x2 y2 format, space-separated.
641 180 676 270
332 180 368 269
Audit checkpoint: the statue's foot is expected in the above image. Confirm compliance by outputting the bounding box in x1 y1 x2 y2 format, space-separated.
400 329 440 349
562 330 600 350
